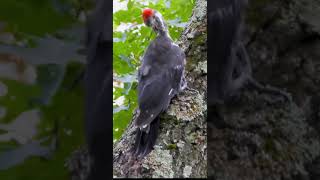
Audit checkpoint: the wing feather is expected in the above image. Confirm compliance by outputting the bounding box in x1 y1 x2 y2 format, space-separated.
136 37 185 127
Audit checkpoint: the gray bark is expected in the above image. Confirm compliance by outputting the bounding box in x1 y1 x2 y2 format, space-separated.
208 0 320 179
113 0 207 178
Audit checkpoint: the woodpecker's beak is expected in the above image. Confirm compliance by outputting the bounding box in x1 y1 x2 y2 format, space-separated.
144 18 152 27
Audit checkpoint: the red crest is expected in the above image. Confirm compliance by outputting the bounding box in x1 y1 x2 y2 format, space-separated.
142 8 154 21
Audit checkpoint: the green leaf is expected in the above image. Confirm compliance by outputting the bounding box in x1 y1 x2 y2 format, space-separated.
127 0 134 10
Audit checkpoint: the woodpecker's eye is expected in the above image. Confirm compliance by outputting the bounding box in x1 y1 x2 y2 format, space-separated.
142 8 154 25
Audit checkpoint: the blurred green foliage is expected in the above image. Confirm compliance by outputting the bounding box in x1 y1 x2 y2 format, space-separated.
0 62 85 180
0 62 84 180
0 0 88 179
113 0 194 142
0 0 74 36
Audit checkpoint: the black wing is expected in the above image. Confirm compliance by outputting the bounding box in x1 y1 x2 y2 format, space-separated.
135 43 185 127
136 68 174 127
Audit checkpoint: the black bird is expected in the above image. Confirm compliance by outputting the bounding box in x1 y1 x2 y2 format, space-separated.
208 0 290 105
131 8 187 158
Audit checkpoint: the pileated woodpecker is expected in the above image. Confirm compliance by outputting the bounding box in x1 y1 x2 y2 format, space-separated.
131 8 186 158
208 0 290 105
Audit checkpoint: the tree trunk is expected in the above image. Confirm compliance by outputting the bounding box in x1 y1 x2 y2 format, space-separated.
112 0 207 178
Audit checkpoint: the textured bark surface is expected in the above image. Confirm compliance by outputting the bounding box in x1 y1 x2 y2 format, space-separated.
208 0 320 179
113 0 207 178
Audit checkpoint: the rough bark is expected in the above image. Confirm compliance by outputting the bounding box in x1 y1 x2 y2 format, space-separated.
208 0 320 179
65 0 207 179
112 0 207 178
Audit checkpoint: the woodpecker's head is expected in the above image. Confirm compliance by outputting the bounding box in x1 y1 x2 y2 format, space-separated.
142 8 168 36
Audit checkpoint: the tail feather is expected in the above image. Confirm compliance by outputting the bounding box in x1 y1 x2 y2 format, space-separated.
131 116 160 158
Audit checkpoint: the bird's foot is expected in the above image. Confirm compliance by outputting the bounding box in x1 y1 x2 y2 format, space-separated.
248 78 292 103
263 85 292 103
184 86 199 95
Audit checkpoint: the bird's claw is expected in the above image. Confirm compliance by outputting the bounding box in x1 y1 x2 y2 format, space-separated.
264 85 293 103
248 78 292 104
185 86 198 95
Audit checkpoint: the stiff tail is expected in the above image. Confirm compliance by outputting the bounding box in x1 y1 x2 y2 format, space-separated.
131 116 160 159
